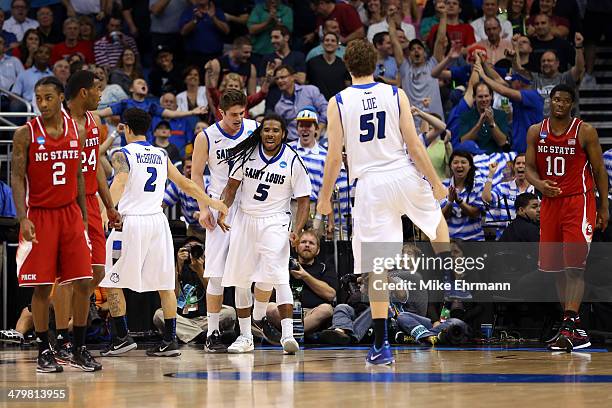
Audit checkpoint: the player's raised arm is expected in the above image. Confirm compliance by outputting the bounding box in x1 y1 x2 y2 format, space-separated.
168 161 227 216
397 89 447 201
109 150 130 205
11 126 37 243
581 123 609 231
525 123 561 197
191 131 216 230
316 96 343 216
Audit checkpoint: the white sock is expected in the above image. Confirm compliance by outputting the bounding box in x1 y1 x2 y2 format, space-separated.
252 300 268 321
207 312 220 336
239 317 252 338
281 318 293 339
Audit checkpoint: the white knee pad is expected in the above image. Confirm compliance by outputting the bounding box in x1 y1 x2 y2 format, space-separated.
206 277 224 296
235 287 253 309
254 282 274 292
274 284 293 306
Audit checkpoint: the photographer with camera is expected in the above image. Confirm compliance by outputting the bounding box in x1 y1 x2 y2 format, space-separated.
320 244 428 345
153 237 235 343
264 230 337 339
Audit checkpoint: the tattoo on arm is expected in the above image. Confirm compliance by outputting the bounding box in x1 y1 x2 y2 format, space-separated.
111 151 129 174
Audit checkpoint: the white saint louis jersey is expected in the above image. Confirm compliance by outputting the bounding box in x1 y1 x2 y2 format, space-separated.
335 83 412 182
205 119 259 198
230 144 312 217
118 141 168 215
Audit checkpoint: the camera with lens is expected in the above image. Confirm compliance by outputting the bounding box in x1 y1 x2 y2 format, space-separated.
339 273 360 298
189 244 204 263
289 257 300 271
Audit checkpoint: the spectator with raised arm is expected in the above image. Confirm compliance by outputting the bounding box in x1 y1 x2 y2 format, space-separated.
93 14 139 68
426 0 476 51
412 106 453 180
367 0 416 43
473 61 543 153
179 0 229 67
528 14 574 73
458 81 510 154
527 0 571 39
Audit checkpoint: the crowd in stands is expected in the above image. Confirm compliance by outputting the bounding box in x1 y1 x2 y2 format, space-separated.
2 0 612 345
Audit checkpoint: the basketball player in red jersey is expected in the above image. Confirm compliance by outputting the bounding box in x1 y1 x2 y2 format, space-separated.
526 84 609 351
51 70 122 364
11 76 103 372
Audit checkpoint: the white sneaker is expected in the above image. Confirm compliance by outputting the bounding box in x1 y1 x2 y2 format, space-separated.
281 337 299 355
227 335 254 354
0 329 24 344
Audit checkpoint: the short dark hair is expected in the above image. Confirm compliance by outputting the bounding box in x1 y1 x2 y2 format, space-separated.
515 192 538 211
274 64 296 76
182 155 192 166
512 153 526 165
344 39 377 77
219 88 247 111
473 81 493 98
233 36 251 48
550 83 575 102
123 108 151 136
65 69 95 101
271 25 290 38
372 31 389 47
34 75 64 94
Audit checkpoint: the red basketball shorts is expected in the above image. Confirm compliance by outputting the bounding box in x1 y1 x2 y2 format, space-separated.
16 202 92 286
87 194 106 266
539 192 596 272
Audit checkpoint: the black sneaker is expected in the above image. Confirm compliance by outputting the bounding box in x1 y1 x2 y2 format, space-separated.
204 330 227 353
53 341 73 365
319 328 351 345
71 346 103 371
37 349 63 373
261 319 282 345
100 335 138 356
146 340 181 357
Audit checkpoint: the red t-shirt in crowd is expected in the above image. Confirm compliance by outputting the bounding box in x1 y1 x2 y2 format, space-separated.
315 3 363 39
51 40 94 64
427 23 476 50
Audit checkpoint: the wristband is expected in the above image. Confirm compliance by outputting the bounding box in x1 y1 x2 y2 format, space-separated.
575 46 583 49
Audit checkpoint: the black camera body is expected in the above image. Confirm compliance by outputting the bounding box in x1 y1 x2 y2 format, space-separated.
289 257 300 271
189 244 204 262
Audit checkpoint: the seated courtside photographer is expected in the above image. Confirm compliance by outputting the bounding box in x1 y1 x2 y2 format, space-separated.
265 230 337 339
153 237 235 343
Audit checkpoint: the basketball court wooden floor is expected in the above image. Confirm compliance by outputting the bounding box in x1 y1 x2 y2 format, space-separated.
1 345 612 407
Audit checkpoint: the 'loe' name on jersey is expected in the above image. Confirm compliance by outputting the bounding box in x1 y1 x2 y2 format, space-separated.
35 150 79 161
244 167 286 184
537 145 576 155
135 152 163 164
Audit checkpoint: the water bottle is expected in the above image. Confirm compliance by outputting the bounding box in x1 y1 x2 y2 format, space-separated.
292 286 304 343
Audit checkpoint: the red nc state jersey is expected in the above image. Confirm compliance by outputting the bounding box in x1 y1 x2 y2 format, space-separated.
535 117 594 197
62 109 100 195
25 115 82 208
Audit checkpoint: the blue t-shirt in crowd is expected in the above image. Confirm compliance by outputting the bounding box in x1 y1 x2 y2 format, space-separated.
447 98 471 147
110 99 165 145
375 56 398 82
178 6 226 55
511 89 544 153
149 116 194 156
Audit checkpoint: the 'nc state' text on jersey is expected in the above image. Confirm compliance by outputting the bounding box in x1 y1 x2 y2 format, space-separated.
34 150 79 161
135 152 163 164
362 97 378 111
244 167 286 184
85 137 99 148
537 145 576 155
